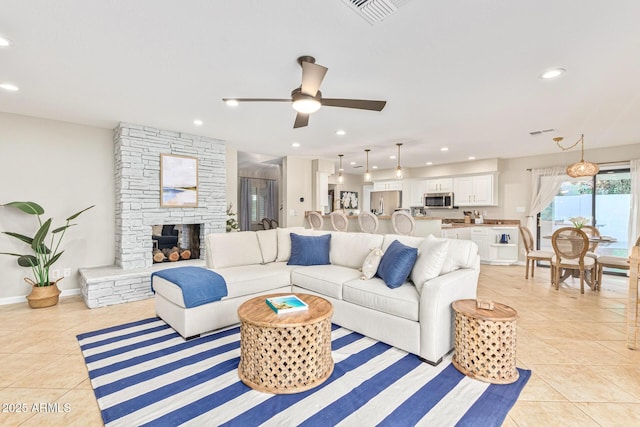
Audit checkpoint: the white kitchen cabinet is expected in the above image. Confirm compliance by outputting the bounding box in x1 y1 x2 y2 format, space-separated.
426 178 453 193
407 179 428 207
470 227 490 261
487 226 519 265
440 226 471 240
453 174 494 206
373 180 403 191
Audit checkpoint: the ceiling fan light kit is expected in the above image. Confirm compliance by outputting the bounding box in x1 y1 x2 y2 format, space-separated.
222 55 386 128
554 134 600 178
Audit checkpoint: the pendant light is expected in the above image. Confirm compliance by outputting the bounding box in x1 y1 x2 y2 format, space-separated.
364 149 372 182
337 154 344 184
395 143 403 179
554 134 600 178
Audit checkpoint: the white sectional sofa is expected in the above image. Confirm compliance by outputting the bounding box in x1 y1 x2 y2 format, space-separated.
152 227 479 365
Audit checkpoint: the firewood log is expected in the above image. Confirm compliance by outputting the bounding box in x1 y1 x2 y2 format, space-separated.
180 249 191 260
153 249 166 263
167 247 180 262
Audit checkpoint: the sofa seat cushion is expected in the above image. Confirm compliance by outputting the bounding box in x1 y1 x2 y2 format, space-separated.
215 264 292 299
291 265 362 299
343 278 419 321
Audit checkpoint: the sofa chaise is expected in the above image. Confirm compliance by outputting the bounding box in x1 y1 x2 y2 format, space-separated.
152 227 480 365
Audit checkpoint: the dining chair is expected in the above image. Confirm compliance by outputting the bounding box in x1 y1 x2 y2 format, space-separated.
308 211 324 230
596 236 640 291
391 211 415 236
261 218 272 230
270 218 279 229
330 211 349 232
551 227 596 294
518 225 554 280
358 211 379 234
581 225 601 260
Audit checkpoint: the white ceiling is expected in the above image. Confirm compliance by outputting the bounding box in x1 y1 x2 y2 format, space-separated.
2 0 640 172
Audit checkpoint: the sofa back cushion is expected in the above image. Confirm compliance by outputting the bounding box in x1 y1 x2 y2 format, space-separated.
382 234 424 251
205 231 263 269
330 232 384 269
275 227 307 262
256 229 278 264
440 238 479 273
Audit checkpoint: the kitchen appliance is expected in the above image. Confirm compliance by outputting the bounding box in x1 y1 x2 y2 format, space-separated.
499 234 511 244
424 192 454 209
370 191 402 216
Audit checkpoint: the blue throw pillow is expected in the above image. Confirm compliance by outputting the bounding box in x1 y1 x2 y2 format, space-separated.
287 233 331 266
376 240 418 288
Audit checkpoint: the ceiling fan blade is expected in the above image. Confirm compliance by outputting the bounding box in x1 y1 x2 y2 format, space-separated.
293 113 309 128
222 98 291 103
321 98 387 111
301 61 328 96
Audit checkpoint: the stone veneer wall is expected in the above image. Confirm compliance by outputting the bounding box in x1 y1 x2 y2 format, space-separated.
114 122 226 269
79 123 226 308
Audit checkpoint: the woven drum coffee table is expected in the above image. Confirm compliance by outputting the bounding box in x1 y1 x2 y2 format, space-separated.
237 293 334 394
452 299 519 384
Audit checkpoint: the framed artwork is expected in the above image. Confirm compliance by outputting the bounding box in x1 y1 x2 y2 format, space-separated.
160 154 198 207
340 191 359 209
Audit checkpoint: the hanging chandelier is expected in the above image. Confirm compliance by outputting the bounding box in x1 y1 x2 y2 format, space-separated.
395 143 403 179
337 154 344 184
364 149 371 182
554 134 599 178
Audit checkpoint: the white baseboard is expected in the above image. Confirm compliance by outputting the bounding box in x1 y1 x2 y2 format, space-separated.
0 287 81 306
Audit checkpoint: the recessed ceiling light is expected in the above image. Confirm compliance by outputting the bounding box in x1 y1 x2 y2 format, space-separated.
389 155 396 159
372 165 378 169
225 99 239 107
336 129 346 136
440 147 448 152
426 162 433 165
539 68 566 80
468 156 476 160
193 119 203 126
0 82 19 92
350 161 356 165
0 36 11 47
291 142 300 148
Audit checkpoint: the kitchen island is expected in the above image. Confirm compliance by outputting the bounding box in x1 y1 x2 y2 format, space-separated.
312 213 442 237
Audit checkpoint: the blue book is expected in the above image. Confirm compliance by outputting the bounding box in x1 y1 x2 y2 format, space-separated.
266 295 309 314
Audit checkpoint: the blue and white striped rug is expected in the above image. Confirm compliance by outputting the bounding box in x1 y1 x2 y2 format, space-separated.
77 317 530 426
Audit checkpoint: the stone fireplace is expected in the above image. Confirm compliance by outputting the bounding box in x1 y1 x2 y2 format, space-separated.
80 122 226 308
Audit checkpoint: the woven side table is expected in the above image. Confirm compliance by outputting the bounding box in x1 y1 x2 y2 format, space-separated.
237 293 334 394
452 299 519 384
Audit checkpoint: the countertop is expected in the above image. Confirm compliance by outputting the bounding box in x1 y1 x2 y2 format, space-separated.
441 219 520 228
318 214 441 221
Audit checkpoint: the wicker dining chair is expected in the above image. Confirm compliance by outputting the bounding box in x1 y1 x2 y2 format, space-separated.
551 227 596 294
518 225 554 280
308 211 324 230
270 218 279 229
581 225 601 260
358 211 379 234
596 236 640 291
261 218 272 230
330 211 349 232
391 211 416 236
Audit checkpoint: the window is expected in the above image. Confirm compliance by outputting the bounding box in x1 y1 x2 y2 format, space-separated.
250 179 268 223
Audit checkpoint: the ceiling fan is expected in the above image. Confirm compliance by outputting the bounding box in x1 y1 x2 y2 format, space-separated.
222 55 387 129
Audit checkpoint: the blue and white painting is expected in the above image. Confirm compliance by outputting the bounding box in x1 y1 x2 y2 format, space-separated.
161 154 198 207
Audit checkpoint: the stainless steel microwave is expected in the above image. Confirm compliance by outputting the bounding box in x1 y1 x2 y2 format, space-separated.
424 192 454 209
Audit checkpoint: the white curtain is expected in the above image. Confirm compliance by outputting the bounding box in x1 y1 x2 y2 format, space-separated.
629 159 640 247
526 166 567 235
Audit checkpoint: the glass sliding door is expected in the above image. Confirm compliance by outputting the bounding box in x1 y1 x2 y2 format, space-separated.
538 168 631 273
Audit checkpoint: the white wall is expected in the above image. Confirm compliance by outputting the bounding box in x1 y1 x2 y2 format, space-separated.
282 157 313 227
0 113 114 301
225 147 238 214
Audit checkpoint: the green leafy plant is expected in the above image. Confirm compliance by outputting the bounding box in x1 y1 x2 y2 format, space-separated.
226 203 239 232
1 201 94 287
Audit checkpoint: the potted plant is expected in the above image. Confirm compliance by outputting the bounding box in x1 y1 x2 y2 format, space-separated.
0 201 94 308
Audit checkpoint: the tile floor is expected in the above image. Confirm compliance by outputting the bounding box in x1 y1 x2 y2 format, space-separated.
0 264 638 426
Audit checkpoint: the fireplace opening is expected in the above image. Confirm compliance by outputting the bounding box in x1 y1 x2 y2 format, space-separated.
151 224 201 263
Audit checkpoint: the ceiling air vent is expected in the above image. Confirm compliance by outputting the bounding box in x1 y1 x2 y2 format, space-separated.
342 0 414 24
529 128 557 136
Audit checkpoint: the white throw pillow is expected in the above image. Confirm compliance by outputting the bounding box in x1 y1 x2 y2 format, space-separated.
411 234 449 293
360 247 384 280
